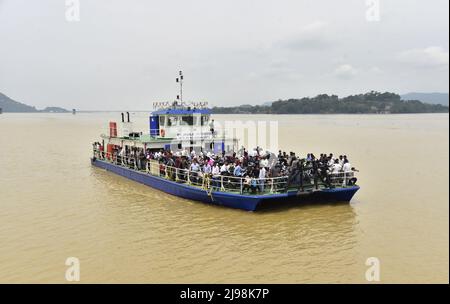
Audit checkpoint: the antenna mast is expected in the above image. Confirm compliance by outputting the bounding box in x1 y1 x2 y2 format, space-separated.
176 70 183 104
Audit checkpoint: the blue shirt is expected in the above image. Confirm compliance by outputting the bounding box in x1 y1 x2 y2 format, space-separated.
233 165 242 176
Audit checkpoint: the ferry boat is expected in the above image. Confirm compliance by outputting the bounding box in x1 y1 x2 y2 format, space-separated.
91 72 359 211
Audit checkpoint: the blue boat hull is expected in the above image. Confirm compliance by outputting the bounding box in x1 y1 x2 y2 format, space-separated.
91 158 359 211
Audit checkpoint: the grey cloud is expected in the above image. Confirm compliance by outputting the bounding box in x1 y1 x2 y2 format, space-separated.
279 21 335 51
333 64 358 79
397 46 449 69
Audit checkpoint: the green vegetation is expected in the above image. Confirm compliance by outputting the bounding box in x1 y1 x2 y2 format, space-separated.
212 91 449 114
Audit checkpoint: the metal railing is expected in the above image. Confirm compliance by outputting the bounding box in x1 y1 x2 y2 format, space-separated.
145 159 289 194
329 171 356 187
92 149 357 195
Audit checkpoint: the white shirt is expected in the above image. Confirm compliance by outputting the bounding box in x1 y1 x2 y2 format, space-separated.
259 167 266 179
343 162 352 172
220 164 228 173
212 166 220 175
331 163 342 173
260 158 269 168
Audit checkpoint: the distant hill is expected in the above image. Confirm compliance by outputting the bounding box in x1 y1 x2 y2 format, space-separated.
0 92 38 112
40 107 69 113
213 91 449 114
0 92 69 113
401 92 449 106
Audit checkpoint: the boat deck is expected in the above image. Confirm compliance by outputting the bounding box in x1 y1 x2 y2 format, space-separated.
91 157 360 211
94 149 358 194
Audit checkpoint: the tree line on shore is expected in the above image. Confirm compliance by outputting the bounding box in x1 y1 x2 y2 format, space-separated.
212 91 449 114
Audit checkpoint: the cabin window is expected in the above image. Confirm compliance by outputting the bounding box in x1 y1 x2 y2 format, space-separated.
201 115 209 126
159 116 166 126
181 115 194 126
168 116 178 126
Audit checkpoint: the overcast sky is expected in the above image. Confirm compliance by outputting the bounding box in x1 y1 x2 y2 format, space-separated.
0 0 448 110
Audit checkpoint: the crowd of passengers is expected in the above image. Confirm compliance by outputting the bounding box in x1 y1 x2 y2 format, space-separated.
94 143 358 192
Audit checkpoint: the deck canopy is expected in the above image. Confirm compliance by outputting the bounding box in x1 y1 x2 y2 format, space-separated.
151 108 211 115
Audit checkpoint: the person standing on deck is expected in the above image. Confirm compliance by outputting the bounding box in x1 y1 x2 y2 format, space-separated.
138 150 145 170
259 166 267 192
212 163 220 176
204 161 212 175
339 155 344 166
209 119 215 137
233 162 243 177
331 159 342 174
260 155 269 168
190 160 200 184
328 153 335 167
342 159 352 173
211 163 220 189
220 162 229 175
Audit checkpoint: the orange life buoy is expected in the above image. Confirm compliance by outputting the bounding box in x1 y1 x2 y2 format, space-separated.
160 129 165 137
